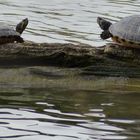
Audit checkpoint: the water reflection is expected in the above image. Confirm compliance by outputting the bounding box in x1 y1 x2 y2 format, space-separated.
0 87 140 139
0 65 139 139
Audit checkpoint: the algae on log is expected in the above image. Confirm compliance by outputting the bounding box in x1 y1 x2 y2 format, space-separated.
0 41 139 66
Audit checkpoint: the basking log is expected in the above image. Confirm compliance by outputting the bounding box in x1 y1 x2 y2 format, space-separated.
0 41 140 77
0 41 139 66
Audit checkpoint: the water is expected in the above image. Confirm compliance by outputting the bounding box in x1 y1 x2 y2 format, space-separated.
2 0 140 46
0 0 140 139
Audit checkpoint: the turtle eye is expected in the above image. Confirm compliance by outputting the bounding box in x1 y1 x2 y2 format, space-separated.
121 39 125 42
128 41 134 44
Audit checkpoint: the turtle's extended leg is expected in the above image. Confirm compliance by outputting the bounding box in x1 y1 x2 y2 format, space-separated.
16 18 28 34
100 30 112 40
97 17 112 30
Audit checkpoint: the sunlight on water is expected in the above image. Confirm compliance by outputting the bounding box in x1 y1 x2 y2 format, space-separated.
0 0 140 140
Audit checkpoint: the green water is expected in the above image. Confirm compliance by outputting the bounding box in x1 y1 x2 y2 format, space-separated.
0 66 140 139
0 0 140 139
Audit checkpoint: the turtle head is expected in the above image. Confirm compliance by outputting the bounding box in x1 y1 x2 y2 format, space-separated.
97 17 112 30
100 30 112 40
16 18 28 34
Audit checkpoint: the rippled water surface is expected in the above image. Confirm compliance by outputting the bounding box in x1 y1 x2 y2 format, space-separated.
0 0 140 140
2 0 140 46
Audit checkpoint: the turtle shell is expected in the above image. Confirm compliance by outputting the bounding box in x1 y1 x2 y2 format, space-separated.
0 23 23 44
109 15 140 43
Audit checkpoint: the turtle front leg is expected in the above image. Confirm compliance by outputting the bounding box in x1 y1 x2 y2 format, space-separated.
16 18 28 34
97 17 112 30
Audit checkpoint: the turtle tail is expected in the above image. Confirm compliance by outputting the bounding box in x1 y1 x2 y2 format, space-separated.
97 17 112 30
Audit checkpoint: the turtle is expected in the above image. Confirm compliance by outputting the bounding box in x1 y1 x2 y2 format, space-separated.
97 15 140 48
0 18 28 44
